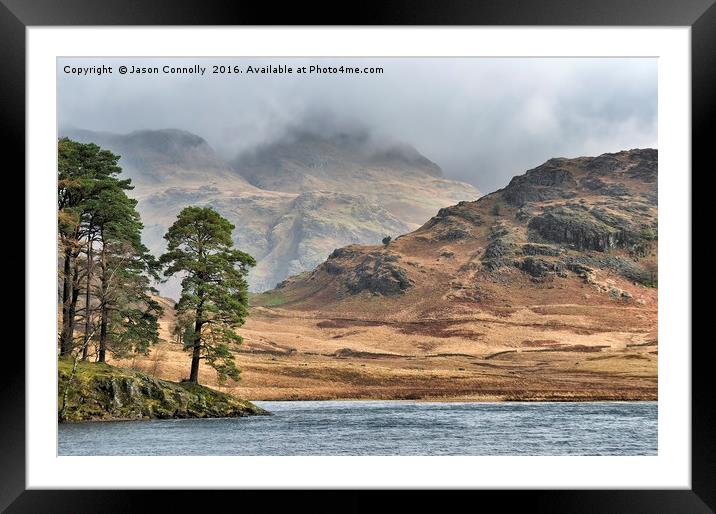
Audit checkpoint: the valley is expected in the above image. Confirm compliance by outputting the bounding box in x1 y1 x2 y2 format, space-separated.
115 302 656 401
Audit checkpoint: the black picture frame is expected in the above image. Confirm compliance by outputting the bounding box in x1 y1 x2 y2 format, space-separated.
6 1 714 512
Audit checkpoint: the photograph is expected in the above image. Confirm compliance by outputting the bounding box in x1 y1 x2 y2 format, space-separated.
7 0 713 507
56 56 659 457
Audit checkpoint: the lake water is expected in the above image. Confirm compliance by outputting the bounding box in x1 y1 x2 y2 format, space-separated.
58 401 657 456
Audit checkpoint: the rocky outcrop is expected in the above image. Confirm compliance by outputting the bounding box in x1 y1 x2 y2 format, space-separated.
431 201 484 226
528 203 656 257
252 191 410 291
503 161 578 206
435 226 471 241
481 224 517 270
518 257 565 279
564 255 652 285
504 149 658 207
586 149 657 181
585 153 626 175
521 243 563 256
343 252 413 295
528 205 623 252
626 154 658 182
315 247 414 296
421 201 482 242
319 247 360 275
566 262 594 280
580 177 631 197
58 359 267 422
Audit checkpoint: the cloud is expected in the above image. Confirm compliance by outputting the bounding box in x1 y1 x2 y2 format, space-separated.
58 57 657 192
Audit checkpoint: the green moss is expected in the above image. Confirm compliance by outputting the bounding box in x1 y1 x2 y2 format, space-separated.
58 357 267 423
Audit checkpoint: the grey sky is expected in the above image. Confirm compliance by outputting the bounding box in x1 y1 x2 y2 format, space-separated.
58 57 657 193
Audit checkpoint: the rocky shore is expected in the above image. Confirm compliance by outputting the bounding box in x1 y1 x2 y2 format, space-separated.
58 358 268 422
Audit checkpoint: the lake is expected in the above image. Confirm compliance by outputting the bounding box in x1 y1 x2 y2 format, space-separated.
58 400 657 456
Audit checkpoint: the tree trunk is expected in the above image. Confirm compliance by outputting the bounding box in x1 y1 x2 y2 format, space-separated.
98 239 108 363
188 295 205 384
98 303 108 363
62 257 81 356
59 246 74 356
81 236 94 360
188 319 202 384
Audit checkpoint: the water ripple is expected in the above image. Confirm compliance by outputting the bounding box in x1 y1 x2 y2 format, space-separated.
58 401 657 456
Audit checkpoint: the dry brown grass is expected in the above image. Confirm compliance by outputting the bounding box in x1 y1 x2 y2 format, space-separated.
110 298 657 402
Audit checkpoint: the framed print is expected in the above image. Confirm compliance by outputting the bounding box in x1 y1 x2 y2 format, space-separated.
6 0 715 511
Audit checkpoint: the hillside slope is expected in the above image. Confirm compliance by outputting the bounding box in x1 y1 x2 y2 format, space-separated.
258 148 657 316
230 149 658 400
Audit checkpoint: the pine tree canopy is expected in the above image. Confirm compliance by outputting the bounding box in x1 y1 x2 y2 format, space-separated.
160 206 256 384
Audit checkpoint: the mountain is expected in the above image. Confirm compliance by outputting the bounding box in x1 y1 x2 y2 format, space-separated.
258 148 657 312
233 129 480 226
235 149 657 400
61 128 480 294
62 128 257 193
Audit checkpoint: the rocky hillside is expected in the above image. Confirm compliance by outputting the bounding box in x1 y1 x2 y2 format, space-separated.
233 129 478 226
61 128 479 293
255 148 658 318
58 358 267 422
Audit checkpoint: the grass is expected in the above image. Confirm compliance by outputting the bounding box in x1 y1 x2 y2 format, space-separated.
254 291 291 307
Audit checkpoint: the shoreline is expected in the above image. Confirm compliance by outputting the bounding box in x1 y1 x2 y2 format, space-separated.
249 397 658 403
238 390 657 402
60 398 658 424
59 410 272 424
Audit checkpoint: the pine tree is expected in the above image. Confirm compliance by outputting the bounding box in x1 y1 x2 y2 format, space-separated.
90 186 162 362
58 138 126 356
58 138 161 362
160 206 256 384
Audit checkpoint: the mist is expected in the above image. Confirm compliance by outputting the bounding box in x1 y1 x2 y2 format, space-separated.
58 57 657 193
